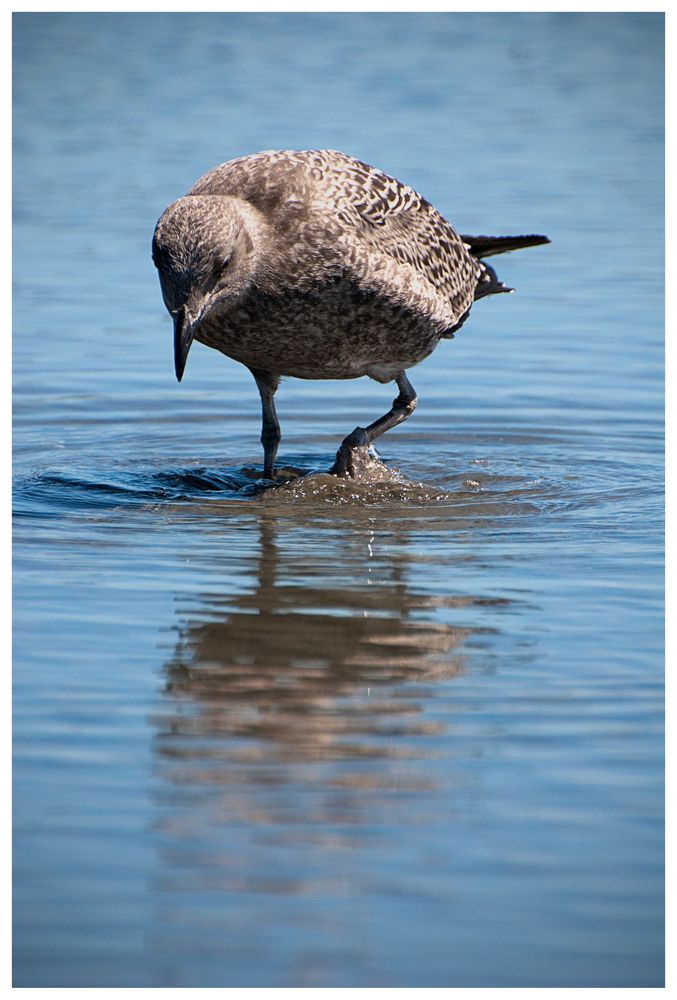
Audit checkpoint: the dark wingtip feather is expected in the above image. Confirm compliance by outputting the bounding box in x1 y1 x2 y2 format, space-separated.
473 262 516 300
461 234 550 258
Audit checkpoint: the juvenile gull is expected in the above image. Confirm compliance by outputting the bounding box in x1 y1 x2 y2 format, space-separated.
152 149 549 478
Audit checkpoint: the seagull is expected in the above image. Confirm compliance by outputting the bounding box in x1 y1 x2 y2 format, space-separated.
152 149 548 478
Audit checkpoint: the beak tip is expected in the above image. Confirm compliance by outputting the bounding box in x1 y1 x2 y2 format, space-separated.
173 307 194 384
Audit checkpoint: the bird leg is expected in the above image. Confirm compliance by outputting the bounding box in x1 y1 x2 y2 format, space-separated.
250 369 281 479
331 372 418 477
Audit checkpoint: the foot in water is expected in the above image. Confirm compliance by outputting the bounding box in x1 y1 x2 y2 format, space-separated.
330 428 388 478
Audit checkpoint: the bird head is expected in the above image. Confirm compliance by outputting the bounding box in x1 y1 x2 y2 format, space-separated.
152 195 255 381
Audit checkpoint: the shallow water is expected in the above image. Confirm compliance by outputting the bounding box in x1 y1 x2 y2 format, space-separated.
13 12 663 988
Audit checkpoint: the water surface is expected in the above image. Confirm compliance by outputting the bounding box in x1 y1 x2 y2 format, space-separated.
13 12 663 988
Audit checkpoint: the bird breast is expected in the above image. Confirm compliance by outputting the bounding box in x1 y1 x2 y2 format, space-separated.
194 269 446 380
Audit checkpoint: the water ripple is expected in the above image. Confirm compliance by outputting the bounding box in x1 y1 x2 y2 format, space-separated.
13 454 652 523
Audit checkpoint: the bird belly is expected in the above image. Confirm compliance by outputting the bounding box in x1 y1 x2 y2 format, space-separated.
195 285 446 380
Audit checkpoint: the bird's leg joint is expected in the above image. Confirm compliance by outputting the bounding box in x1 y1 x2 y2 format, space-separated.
393 392 417 417
261 423 281 448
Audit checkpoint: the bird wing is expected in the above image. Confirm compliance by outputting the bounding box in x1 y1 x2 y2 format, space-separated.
321 153 481 313
188 150 480 320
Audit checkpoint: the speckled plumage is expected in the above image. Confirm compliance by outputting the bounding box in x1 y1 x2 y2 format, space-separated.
152 149 548 476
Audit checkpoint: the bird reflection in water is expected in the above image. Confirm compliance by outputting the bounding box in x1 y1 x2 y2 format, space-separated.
157 513 503 773
148 510 513 944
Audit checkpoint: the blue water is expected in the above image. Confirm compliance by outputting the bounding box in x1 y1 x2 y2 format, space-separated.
13 12 664 988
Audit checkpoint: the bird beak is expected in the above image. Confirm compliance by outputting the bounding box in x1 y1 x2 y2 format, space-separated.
173 306 194 382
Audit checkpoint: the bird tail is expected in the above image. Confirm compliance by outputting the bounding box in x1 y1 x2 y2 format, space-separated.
461 233 549 302
460 233 550 258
